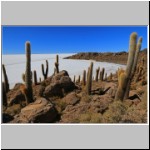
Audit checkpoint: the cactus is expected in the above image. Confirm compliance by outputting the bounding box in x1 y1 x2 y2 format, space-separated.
86 62 93 95
95 67 100 82
39 77 42 82
2 64 9 93
105 73 107 81
73 75 76 83
25 41 33 103
55 55 59 73
82 70 86 86
77 75 81 83
109 73 113 81
42 60 49 80
100 68 105 81
124 37 142 99
115 72 128 101
33 70 38 85
2 82 7 107
115 32 138 101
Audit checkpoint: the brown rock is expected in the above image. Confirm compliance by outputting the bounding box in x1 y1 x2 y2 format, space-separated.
44 71 76 97
11 98 58 123
63 92 80 105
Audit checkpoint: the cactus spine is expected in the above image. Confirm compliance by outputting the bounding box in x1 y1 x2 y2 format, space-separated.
82 70 86 86
42 60 49 79
33 70 38 85
115 32 138 101
55 55 59 73
2 64 9 93
86 62 93 95
25 41 33 103
95 67 100 82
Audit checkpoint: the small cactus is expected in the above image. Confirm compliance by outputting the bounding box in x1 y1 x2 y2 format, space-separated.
42 60 49 80
77 75 81 83
39 77 42 82
115 72 128 101
55 55 59 73
82 70 86 86
73 75 76 83
33 70 38 85
86 62 93 95
95 67 100 82
100 68 105 81
2 64 9 93
25 41 33 103
104 73 107 81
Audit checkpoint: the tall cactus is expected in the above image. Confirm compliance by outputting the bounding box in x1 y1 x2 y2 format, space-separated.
115 32 138 101
25 41 33 103
2 64 9 93
2 82 7 107
42 60 49 80
55 55 59 73
86 62 93 95
95 67 100 82
124 37 142 99
33 70 38 85
82 70 86 86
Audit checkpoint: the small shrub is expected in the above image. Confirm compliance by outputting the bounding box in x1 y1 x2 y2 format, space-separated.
103 101 127 123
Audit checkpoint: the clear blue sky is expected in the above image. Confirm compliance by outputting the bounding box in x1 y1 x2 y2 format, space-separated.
2 26 147 54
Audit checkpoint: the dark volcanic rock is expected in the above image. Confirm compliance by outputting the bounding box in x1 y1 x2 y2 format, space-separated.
11 98 58 123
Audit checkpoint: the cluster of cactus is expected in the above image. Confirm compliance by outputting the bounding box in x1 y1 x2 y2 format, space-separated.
86 62 93 95
25 41 34 104
2 64 9 93
115 32 143 101
55 55 59 74
42 60 49 79
100 68 105 81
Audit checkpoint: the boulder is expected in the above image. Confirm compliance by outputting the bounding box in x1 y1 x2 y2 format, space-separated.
63 92 80 105
44 71 76 97
11 98 58 123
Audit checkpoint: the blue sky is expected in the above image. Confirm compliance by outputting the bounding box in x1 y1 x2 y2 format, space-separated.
2 26 147 54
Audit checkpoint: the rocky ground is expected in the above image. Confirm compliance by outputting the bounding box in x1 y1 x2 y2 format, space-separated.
2 49 147 123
